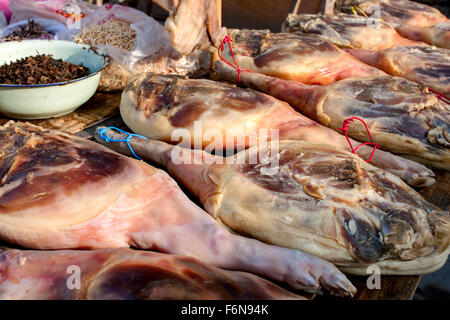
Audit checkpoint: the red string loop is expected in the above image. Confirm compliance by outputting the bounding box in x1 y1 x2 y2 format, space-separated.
338 117 380 163
428 87 450 105
218 35 253 82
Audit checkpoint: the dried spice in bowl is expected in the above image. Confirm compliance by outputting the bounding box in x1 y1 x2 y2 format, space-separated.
0 54 90 85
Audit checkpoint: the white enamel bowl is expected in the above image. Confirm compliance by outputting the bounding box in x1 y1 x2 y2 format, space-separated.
0 40 108 119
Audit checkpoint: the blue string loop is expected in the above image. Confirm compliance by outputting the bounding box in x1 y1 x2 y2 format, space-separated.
97 127 148 160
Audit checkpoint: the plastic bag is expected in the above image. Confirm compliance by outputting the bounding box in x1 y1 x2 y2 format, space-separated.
69 4 172 92
132 49 212 79
76 5 171 69
10 0 95 28
0 11 7 28
0 18 68 41
0 0 11 23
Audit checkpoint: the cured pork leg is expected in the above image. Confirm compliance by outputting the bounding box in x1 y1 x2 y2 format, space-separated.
397 22 450 50
0 121 356 296
119 73 435 187
0 248 303 300
95 129 450 275
337 0 449 48
218 30 385 85
215 60 450 170
154 0 226 55
282 14 425 50
336 0 447 28
347 46 450 95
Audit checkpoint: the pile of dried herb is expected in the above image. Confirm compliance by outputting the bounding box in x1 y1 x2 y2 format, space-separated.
0 54 90 85
2 20 53 42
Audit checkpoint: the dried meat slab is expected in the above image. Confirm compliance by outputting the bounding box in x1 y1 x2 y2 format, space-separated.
95 129 450 276
218 29 385 85
336 0 447 28
336 0 449 48
393 21 450 49
215 61 450 170
119 73 435 187
282 14 424 50
0 248 303 299
0 121 356 296
347 46 450 95
161 0 226 55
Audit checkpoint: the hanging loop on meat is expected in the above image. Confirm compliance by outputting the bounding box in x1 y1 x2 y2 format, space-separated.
338 117 380 162
97 126 148 160
428 88 450 105
214 60 449 172
217 35 254 82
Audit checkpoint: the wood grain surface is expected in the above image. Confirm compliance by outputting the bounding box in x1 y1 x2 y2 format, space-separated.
0 92 121 134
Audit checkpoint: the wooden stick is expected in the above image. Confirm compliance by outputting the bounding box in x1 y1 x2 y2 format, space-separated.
292 0 302 15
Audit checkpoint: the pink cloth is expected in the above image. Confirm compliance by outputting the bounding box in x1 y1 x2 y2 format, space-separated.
0 0 11 22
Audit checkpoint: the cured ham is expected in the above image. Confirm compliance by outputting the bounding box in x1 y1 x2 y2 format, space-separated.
214 60 450 170
347 46 450 94
336 0 447 28
0 248 303 300
396 22 450 49
0 121 356 296
218 29 385 85
156 0 227 55
119 73 435 187
282 14 425 50
347 46 450 95
95 128 450 275
336 0 449 48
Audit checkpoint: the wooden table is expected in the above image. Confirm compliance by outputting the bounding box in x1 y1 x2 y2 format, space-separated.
0 92 121 134
1 92 448 300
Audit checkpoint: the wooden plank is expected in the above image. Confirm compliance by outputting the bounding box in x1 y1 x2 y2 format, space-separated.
0 92 121 135
295 0 322 14
348 275 421 300
321 0 336 14
222 0 294 32
77 111 126 139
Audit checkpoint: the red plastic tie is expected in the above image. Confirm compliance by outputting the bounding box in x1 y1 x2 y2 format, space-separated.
338 117 380 163
217 35 253 82
428 87 450 105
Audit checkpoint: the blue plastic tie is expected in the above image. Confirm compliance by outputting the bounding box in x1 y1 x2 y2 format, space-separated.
97 127 148 160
